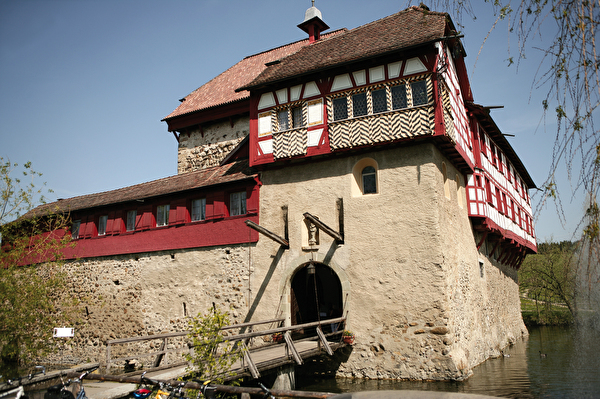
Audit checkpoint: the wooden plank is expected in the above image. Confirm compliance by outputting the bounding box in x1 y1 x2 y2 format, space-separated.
245 220 289 248
153 338 167 368
241 341 260 379
316 326 333 356
303 213 343 243
284 332 303 365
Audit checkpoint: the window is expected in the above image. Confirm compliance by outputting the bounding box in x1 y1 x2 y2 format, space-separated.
391 84 407 109
411 80 428 106
352 158 379 197
292 106 303 128
191 198 206 221
126 210 136 231
362 166 377 194
157 205 170 227
98 215 108 236
333 97 348 121
277 110 289 131
71 220 81 239
372 89 387 113
352 92 367 117
230 191 247 216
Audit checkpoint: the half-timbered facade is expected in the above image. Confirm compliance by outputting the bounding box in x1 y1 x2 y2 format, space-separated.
17 5 536 381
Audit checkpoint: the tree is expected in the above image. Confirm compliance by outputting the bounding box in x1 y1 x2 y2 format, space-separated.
184 306 244 385
519 240 577 323
0 158 75 374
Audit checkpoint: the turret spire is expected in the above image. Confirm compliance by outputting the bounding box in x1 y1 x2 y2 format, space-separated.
298 1 329 43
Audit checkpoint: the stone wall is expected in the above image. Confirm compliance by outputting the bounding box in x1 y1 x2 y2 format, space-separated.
177 116 248 174
46 245 253 367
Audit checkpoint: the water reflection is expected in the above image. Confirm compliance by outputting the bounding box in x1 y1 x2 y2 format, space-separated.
296 326 600 398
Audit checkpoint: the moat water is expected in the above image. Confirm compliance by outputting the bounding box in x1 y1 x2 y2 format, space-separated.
296 325 600 398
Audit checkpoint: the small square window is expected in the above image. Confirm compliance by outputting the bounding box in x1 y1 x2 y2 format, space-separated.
411 81 428 106
191 198 206 221
230 191 247 216
352 92 367 117
277 110 289 131
372 89 387 114
98 215 108 236
157 205 170 227
292 106 303 128
71 220 81 239
333 97 348 121
391 85 407 109
126 210 136 232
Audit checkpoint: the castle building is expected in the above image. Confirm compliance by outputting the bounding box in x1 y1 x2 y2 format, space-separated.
23 5 535 380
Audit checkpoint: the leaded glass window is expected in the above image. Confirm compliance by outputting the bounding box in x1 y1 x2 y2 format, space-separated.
292 106 303 128
333 97 348 120
277 110 289 131
352 92 367 117
391 85 407 109
362 166 377 194
411 80 428 106
372 89 387 114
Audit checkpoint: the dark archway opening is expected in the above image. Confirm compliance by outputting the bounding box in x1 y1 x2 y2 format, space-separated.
291 262 343 334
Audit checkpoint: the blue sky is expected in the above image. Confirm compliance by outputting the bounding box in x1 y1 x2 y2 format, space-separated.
0 0 584 242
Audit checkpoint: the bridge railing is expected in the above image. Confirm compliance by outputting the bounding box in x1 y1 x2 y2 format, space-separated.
105 316 346 377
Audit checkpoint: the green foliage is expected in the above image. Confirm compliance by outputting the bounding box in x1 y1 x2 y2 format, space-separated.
0 159 76 374
519 240 577 325
184 306 243 385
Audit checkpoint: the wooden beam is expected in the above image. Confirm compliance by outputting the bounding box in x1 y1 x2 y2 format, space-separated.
303 213 343 244
284 331 303 365
245 220 289 248
316 326 333 356
241 341 260 378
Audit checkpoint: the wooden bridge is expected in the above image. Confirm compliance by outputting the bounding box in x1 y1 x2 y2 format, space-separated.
106 316 348 380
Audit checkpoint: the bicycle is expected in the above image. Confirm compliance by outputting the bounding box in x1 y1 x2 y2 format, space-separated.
44 366 98 399
0 366 46 399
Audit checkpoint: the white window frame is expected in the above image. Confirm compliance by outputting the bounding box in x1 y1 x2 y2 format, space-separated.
191 198 206 222
71 220 81 239
157 205 170 227
126 210 136 231
98 215 108 236
229 191 247 216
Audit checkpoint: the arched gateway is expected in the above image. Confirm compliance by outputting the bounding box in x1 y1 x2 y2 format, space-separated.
290 262 343 330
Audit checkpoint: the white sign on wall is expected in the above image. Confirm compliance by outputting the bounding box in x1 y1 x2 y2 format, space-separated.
53 327 74 338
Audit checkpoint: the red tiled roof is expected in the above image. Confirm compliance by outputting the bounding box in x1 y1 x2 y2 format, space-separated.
163 30 346 121
23 160 256 218
240 7 451 90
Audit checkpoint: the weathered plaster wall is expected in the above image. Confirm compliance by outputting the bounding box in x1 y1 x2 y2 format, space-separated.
248 143 526 380
177 116 248 173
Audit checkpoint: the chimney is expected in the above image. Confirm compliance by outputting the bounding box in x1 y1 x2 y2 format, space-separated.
297 1 329 43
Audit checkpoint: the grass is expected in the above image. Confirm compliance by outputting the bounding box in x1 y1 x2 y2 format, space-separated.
520 297 574 326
